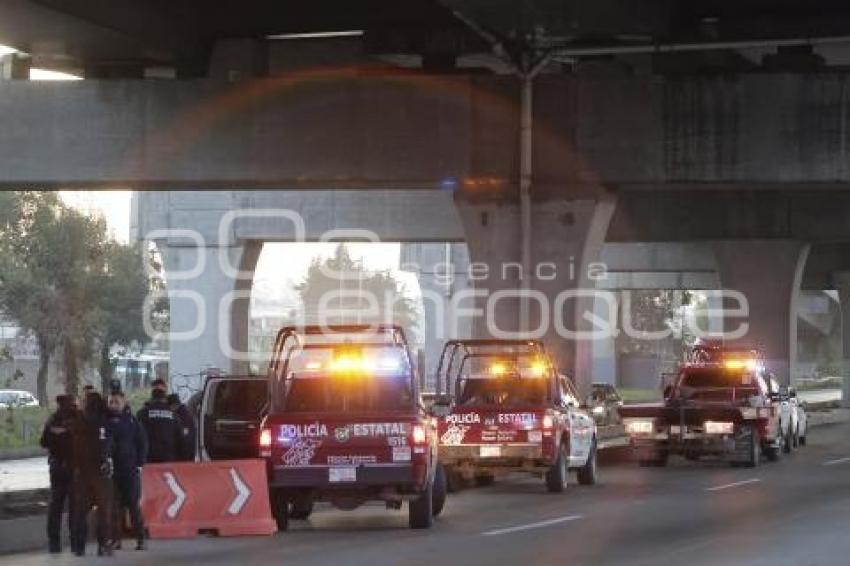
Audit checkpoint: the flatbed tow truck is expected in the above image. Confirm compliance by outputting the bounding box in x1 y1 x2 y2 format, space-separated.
619 346 790 468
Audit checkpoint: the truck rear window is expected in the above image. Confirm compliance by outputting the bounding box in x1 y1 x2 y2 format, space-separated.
679 369 755 389
458 378 547 407
283 377 413 413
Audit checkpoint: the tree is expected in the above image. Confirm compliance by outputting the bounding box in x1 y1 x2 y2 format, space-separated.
0 192 110 399
93 242 151 392
295 244 418 338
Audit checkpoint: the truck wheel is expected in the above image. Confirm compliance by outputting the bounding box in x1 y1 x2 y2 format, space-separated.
290 494 314 520
764 427 783 462
576 441 598 486
270 489 290 531
446 468 465 493
474 474 495 487
409 477 434 529
742 426 760 468
783 425 793 454
546 444 569 493
432 464 447 517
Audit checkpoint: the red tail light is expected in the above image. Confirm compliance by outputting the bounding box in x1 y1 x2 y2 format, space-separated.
259 427 272 457
412 424 427 445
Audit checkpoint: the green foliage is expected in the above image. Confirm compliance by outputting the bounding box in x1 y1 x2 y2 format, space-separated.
0 191 155 398
295 244 418 338
0 406 49 449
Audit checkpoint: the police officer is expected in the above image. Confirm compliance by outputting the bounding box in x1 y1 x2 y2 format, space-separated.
106 390 148 551
70 391 114 557
137 378 182 463
40 394 78 553
167 393 196 461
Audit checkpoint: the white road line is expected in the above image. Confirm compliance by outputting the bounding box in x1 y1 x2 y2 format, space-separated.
823 456 850 466
482 515 583 536
704 478 762 492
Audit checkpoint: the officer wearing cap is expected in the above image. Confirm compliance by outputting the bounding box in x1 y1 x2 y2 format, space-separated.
136 378 182 463
40 394 79 553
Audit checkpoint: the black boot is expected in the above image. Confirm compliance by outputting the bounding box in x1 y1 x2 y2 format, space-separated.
135 538 146 551
48 540 61 554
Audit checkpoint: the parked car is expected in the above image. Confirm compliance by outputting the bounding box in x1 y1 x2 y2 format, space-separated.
0 390 39 409
787 386 808 447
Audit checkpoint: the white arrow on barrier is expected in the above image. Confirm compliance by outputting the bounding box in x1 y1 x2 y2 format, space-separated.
163 472 186 519
227 468 251 515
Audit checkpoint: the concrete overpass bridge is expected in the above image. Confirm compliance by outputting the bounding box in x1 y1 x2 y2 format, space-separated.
3 1 850 401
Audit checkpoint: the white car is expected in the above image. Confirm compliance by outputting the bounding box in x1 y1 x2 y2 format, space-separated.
0 390 39 409
787 387 808 447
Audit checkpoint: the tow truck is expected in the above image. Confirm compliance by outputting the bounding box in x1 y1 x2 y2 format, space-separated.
257 325 446 530
432 340 597 492
619 344 792 468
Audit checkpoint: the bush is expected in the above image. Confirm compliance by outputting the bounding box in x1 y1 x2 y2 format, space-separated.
0 406 50 449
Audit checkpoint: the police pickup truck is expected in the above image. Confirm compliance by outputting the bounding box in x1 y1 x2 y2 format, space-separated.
249 325 446 530
432 340 597 492
620 347 792 468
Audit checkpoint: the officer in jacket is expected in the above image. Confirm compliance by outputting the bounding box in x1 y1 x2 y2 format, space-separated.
40 394 78 553
106 390 148 551
167 393 196 461
70 391 114 557
137 379 182 463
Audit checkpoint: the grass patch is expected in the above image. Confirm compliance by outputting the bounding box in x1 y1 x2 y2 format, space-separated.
0 406 50 449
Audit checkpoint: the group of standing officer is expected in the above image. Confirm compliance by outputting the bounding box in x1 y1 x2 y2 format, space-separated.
40 377 196 556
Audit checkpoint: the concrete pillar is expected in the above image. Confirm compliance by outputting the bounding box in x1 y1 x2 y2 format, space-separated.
160 241 261 396
400 243 473 390
833 272 850 407
455 195 615 397
714 241 810 385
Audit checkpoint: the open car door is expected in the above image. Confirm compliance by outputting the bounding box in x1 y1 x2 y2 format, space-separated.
199 376 268 461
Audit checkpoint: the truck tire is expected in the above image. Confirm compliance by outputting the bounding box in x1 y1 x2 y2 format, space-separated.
783 424 793 454
576 441 598 486
409 477 434 529
742 425 760 468
546 444 569 493
432 464 447 517
764 426 783 462
270 489 290 531
290 494 314 520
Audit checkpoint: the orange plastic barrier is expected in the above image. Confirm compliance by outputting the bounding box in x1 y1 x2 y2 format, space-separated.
141 459 277 538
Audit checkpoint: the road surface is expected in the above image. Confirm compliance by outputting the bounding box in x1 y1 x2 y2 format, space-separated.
6 421 850 565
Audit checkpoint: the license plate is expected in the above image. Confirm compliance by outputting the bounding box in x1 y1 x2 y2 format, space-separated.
528 430 543 443
480 445 501 457
328 467 357 483
392 446 412 462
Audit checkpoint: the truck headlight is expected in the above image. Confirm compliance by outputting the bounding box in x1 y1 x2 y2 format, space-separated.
624 419 654 435
704 421 734 435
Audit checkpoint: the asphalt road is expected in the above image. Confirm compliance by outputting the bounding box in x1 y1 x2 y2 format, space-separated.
6 422 850 566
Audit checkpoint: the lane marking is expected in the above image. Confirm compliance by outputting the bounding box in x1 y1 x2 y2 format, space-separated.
482 514 583 536
823 456 850 466
704 478 761 492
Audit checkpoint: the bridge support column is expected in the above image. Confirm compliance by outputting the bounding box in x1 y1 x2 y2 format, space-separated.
714 241 810 385
455 196 615 397
159 241 261 395
834 272 850 408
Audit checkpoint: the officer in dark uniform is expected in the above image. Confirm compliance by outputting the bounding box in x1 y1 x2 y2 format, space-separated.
70 391 114 557
167 393 196 461
40 394 78 553
106 389 148 551
137 378 182 463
